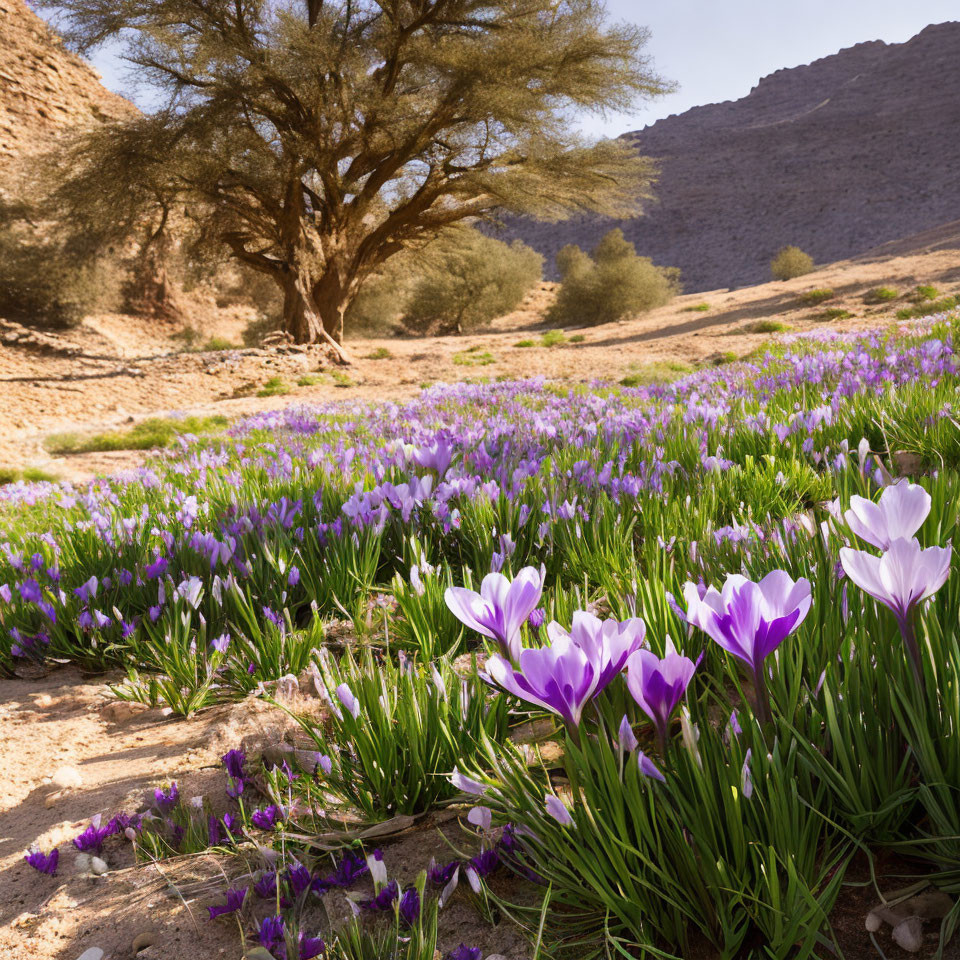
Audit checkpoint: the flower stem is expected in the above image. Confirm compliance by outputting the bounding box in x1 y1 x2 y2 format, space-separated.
752 663 772 728
898 614 924 690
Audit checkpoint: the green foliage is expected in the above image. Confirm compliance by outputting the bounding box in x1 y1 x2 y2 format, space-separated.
798 288 834 306
288 652 509 819
453 347 497 366
514 339 537 348
0 467 58 486
814 308 853 322
864 286 899 303
297 374 324 386
897 295 960 320
549 229 681 326
569 333 586 343
770 246 815 280
202 337 238 351
403 229 543 334
619 359 693 387
515 329 568 348
746 319 792 334
44 416 227 454
258 377 292 397
914 284 940 301
682 302 711 312
364 347 392 360
0 218 117 328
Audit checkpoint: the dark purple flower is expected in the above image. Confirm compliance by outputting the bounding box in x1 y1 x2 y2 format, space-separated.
207 815 222 846
226 777 244 799
222 749 247 780
321 850 368 889
469 847 499 878
254 871 278 899
298 934 325 960
287 566 301 588
285 860 312 897
24 848 58 875
428 859 459 886
145 556 168 579
258 914 287 958
222 812 240 836
207 885 247 920
73 817 113 853
154 782 179 811
251 804 283 830
445 947 482 960
360 879 398 912
399 886 420 926
18 579 42 604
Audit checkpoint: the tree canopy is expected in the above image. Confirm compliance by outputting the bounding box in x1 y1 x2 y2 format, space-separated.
38 0 671 353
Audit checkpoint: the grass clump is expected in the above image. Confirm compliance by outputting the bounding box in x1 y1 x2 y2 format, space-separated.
329 371 355 387
363 347 392 360
745 320 792 334
45 416 227 455
569 333 586 343
257 376 291 397
798 289 834 306
202 337 238 351
896 295 960 320
815 308 853 322
453 347 496 366
514 339 537 348
770 246 814 280
864 286 899 304
683 303 711 313
914 284 940 302
0 467 58 486
550 229 681 327
619 359 692 387
297 373 324 387
540 329 567 347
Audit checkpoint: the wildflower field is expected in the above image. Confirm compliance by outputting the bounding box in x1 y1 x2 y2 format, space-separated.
6 316 960 959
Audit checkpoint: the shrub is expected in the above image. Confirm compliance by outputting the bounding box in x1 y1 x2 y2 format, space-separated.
297 373 323 386
403 228 543 334
540 329 566 347
619 359 692 387
896 295 959 320
683 303 711 312
202 337 238 351
364 347 392 360
798 288 834 306
549 229 680 326
569 333 586 343
452 347 496 366
770 246 814 280
914 284 940 302
347 262 414 334
746 319 792 334
864 286 899 304
514 339 537 348
815 308 853 322
257 376 291 397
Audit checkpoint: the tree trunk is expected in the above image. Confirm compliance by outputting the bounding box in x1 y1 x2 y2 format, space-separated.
280 269 352 364
124 242 182 321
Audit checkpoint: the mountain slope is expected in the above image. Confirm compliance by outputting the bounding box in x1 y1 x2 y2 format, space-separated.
503 22 960 291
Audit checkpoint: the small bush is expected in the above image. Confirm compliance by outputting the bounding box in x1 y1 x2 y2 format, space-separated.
914 284 940 302
814 308 853 322
569 333 586 343
257 376 291 397
619 359 692 387
770 246 815 280
746 320 792 334
297 374 324 387
363 347 392 360
514 339 537 348
329 371 355 387
896 295 960 320
540 329 567 347
202 337 238 351
798 289 834 306
683 303 711 313
404 228 543 334
549 229 680 327
452 347 496 366
864 286 899 304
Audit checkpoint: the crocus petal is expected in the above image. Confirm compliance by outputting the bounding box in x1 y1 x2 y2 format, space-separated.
544 794 575 827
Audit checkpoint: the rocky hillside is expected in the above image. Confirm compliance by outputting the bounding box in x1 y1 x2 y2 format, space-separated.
504 22 960 291
0 0 134 185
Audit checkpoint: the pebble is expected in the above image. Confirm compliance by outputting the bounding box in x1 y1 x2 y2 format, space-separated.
74 853 91 874
892 916 923 952
90 856 109 876
51 766 83 790
76 950 104 960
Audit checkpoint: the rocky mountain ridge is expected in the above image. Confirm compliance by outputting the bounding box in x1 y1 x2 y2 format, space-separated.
502 22 960 291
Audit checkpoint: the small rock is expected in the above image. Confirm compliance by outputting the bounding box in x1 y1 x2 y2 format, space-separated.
101 700 147 722
892 916 924 952
132 932 157 952
76 949 104 960
51 766 83 790
90 856 109 876
44 790 64 808
74 853 91 874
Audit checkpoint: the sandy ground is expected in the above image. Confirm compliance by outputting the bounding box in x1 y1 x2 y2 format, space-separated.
1 241 959 482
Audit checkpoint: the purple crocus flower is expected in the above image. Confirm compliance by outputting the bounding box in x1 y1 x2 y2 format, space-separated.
361 879 399 912
154 782 179 811
285 860 312 897
258 914 287 957
844 481 931 550
398 886 421 926
638 749 665 782
287 566 301 588
254 871 279 899
222 812 240 835
485 631 598 731
207 885 247 920
547 611 646 690
18 579 42 604
251 804 283 830
73 816 114 853
545 793 575 827
445 566 545 662
624 646 697 751
221 749 247 781
429 858 460 886
24 848 59 875
840 537 951 684
683 570 811 724
298 934 325 960
445 946 482 960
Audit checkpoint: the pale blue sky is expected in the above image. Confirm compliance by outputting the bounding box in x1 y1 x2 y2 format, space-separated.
49 1 958 138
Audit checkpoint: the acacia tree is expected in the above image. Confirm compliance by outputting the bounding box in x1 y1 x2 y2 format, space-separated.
38 0 669 355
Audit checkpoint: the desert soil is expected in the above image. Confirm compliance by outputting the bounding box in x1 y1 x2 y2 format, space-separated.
2 242 959 482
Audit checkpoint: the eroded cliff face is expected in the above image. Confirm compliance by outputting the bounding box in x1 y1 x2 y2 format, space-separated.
0 0 134 187
503 22 960 291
